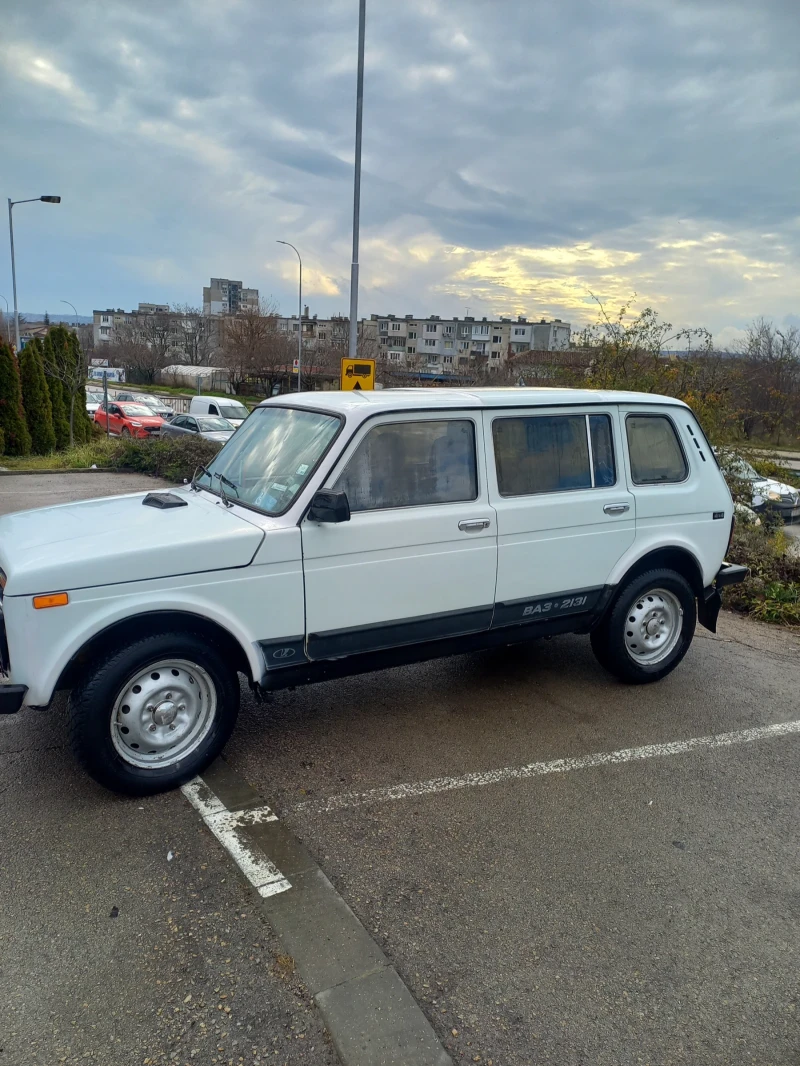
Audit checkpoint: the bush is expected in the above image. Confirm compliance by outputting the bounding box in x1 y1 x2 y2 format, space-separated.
725 518 800 626
109 434 223 483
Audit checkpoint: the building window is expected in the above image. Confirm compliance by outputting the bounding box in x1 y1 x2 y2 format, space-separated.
424 338 436 347
460 326 471 336
318 331 326 340
391 323 401 331
493 335 502 344
389 352 401 361
491 351 500 359
381 336 390 345
474 325 489 336
407 346 416 354
379 321 388 331
425 323 437 333
100 327 110 336
444 325 453 335
444 339 454 349
514 327 526 336
408 331 416 339
443 355 453 364
292 323 299 331
101 315 110 324
473 342 486 354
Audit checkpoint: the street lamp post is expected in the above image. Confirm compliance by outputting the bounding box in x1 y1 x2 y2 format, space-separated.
7 195 61 351
0 293 9 344
348 0 367 360
277 241 302 392
60 299 78 319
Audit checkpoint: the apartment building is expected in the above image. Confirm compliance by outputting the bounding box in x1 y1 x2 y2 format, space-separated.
93 304 171 345
202 278 259 316
365 313 571 374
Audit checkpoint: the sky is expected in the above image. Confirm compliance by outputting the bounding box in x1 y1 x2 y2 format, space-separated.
2 0 799 347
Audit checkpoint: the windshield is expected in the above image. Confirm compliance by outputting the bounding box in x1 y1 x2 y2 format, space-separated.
119 404 156 417
731 458 760 481
196 406 341 514
197 416 234 432
218 402 248 420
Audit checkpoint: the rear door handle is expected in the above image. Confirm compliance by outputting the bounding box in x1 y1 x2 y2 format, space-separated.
458 519 490 532
603 503 630 515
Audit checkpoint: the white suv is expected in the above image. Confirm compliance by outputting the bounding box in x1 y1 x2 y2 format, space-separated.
0 388 746 794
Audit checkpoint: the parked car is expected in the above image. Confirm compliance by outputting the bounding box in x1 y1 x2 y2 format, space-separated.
85 388 104 416
0 387 746 794
93 401 164 438
160 414 236 444
725 454 800 522
114 391 174 420
190 395 249 427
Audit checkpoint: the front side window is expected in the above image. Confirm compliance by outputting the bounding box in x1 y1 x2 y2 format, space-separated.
335 419 478 512
626 415 688 484
493 413 617 496
197 406 341 514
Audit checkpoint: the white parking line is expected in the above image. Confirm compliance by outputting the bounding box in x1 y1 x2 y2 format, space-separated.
182 778 291 897
295 718 800 815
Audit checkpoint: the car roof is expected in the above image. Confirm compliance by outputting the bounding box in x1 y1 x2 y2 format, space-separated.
193 395 246 404
255 386 690 417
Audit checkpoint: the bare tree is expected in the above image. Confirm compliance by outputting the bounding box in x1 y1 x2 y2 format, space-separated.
734 318 800 443
172 304 219 366
108 312 175 384
220 300 287 394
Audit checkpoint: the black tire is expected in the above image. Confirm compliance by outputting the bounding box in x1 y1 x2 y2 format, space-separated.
590 568 696 684
68 630 240 795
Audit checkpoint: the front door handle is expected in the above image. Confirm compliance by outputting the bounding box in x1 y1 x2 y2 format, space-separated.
458 519 490 532
603 503 630 515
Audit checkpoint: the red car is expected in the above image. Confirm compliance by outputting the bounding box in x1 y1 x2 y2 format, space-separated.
94 401 165 438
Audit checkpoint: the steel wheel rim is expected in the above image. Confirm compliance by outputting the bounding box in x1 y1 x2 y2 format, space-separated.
110 659 216 769
623 588 683 666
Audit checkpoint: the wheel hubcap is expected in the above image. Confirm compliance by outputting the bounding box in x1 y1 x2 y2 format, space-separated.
110 659 216 769
624 588 683 666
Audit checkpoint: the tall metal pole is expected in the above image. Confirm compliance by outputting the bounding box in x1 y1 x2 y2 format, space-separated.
348 0 366 360
60 299 78 319
0 293 9 345
277 241 302 392
7 200 19 352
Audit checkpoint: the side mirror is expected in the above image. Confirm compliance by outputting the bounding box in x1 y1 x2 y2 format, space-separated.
308 489 350 524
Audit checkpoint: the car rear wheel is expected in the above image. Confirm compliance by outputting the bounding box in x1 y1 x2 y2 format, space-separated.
68 631 240 794
590 568 696 684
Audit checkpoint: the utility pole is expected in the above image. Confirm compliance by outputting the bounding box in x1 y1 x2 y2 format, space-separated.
277 241 302 391
347 0 367 360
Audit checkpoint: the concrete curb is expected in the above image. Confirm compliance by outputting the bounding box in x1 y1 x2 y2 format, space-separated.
191 759 452 1066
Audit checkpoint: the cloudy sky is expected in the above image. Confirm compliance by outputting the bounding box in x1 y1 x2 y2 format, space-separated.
2 0 798 344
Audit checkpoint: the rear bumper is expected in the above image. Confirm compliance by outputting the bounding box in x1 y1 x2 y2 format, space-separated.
0 684 27 714
715 562 749 588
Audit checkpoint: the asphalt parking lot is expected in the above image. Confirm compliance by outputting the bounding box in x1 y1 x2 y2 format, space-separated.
3 473 800 1065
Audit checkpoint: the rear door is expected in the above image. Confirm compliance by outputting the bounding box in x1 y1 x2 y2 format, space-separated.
301 412 497 659
486 406 635 627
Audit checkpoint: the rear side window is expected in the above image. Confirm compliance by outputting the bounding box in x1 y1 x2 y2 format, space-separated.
626 415 688 484
335 419 478 512
492 413 616 496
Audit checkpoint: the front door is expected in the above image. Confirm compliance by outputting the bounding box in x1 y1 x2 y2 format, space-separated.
301 412 498 660
487 406 636 626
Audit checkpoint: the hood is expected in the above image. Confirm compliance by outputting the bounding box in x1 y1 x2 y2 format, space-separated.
200 431 234 442
0 488 264 596
127 415 164 426
752 476 799 501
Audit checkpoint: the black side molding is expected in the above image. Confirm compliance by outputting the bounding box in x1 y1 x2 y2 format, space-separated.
0 685 27 714
715 562 749 588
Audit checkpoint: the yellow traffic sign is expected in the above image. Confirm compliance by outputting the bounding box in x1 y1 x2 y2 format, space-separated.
340 357 375 391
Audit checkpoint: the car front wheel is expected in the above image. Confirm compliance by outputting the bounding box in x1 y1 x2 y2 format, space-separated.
68 631 240 794
590 568 696 684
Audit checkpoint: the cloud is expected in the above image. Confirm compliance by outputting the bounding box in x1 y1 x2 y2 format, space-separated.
0 0 798 346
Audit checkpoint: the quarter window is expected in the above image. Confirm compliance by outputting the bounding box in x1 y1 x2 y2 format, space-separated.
493 413 617 496
626 415 688 484
335 420 478 512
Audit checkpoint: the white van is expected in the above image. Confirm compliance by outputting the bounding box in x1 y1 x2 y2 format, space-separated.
0 388 746 794
189 395 249 427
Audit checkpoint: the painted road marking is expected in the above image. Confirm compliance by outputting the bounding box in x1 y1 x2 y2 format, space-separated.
182 777 291 898
295 718 800 815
